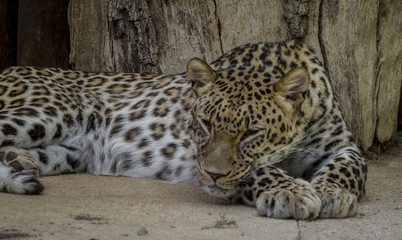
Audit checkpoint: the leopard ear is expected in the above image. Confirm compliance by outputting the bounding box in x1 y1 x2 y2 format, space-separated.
274 67 310 101
187 58 217 96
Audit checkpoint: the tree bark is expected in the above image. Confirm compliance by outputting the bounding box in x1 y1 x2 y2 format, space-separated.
68 0 401 152
69 0 221 74
375 0 402 150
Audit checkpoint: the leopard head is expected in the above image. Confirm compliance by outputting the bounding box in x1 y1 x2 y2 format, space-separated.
187 58 310 198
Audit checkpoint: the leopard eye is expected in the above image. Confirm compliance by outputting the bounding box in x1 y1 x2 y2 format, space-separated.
201 119 212 133
240 129 260 141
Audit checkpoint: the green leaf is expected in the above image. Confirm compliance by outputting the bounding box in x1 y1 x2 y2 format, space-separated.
137 227 148 236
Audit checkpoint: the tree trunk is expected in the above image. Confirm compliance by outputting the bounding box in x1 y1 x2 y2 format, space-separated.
68 0 401 152
69 0 221 74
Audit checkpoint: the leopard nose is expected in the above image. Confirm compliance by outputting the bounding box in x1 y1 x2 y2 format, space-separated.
205 169 227 182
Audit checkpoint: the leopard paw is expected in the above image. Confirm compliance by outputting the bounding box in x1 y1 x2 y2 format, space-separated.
0 161 44 194
318 187 357 218
0 147 43 194
9 171 44 194
256 179 321 220
0 146 39 177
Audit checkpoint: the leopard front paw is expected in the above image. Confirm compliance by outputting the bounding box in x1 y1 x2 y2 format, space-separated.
256 179 321 220
317 186 357 218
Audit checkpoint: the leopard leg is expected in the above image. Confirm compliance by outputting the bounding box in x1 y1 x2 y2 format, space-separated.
0 146 39 176
26 144 84 176
239 166 321 220
0 144 83 194
311 146 368 218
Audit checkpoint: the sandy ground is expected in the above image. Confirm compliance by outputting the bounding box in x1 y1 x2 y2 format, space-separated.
0 132 401 240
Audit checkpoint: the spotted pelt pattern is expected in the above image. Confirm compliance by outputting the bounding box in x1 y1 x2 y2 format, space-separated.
0 67 200 194
0 40 367 219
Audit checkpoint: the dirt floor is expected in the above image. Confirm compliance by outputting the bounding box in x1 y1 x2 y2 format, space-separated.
0 132 401 240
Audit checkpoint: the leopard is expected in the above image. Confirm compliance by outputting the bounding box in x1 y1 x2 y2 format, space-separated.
0 40 367 220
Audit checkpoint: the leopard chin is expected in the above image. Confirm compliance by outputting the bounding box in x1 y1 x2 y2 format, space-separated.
201 182 239 199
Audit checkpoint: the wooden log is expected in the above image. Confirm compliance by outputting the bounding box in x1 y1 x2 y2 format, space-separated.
68 0 108 72
319 0 379 150
374 0 402 150
68 0 401 152
69 0 221 74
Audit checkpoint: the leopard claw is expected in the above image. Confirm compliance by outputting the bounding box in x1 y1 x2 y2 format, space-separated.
256 179 321 220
